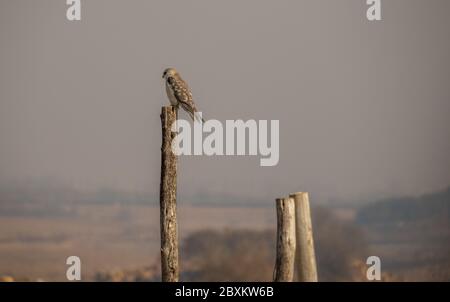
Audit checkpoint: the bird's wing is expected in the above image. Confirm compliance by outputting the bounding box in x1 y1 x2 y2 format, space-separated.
167 76 197 112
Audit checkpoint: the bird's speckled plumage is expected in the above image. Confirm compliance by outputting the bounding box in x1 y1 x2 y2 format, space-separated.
162 68 204 123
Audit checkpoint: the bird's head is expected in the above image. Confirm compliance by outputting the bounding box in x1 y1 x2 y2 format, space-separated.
162 68 177 79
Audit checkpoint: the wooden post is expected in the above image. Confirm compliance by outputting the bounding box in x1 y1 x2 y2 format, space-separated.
274 197 296 282
290 192 318 282
159 106 179 282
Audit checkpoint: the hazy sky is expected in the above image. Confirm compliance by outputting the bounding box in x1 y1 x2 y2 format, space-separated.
0 1 449 204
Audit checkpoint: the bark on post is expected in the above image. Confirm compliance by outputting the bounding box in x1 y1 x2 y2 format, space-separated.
290 192 318 282
274 197 296 282
159 106 179 282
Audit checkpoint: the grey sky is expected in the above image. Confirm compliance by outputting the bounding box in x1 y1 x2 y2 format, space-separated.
0 0 449 204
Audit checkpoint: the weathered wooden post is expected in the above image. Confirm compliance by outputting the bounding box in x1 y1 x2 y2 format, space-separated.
159 106 179 282
274 197 296 282
290 192 318 282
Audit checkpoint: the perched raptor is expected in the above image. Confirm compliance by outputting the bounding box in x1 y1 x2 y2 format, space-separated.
162 68 204 123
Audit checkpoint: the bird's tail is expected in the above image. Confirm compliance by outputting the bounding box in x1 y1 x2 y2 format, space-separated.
194 111 205 124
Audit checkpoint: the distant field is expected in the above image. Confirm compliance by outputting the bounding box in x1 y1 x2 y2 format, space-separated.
0 204 276 281
0 202 448 281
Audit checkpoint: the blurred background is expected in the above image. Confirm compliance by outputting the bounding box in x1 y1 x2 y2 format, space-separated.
0 0 449 281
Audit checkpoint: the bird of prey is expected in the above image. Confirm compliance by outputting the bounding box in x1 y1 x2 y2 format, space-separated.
162 68 205 123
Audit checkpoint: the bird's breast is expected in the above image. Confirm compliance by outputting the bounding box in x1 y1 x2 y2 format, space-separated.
165 82 178 106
